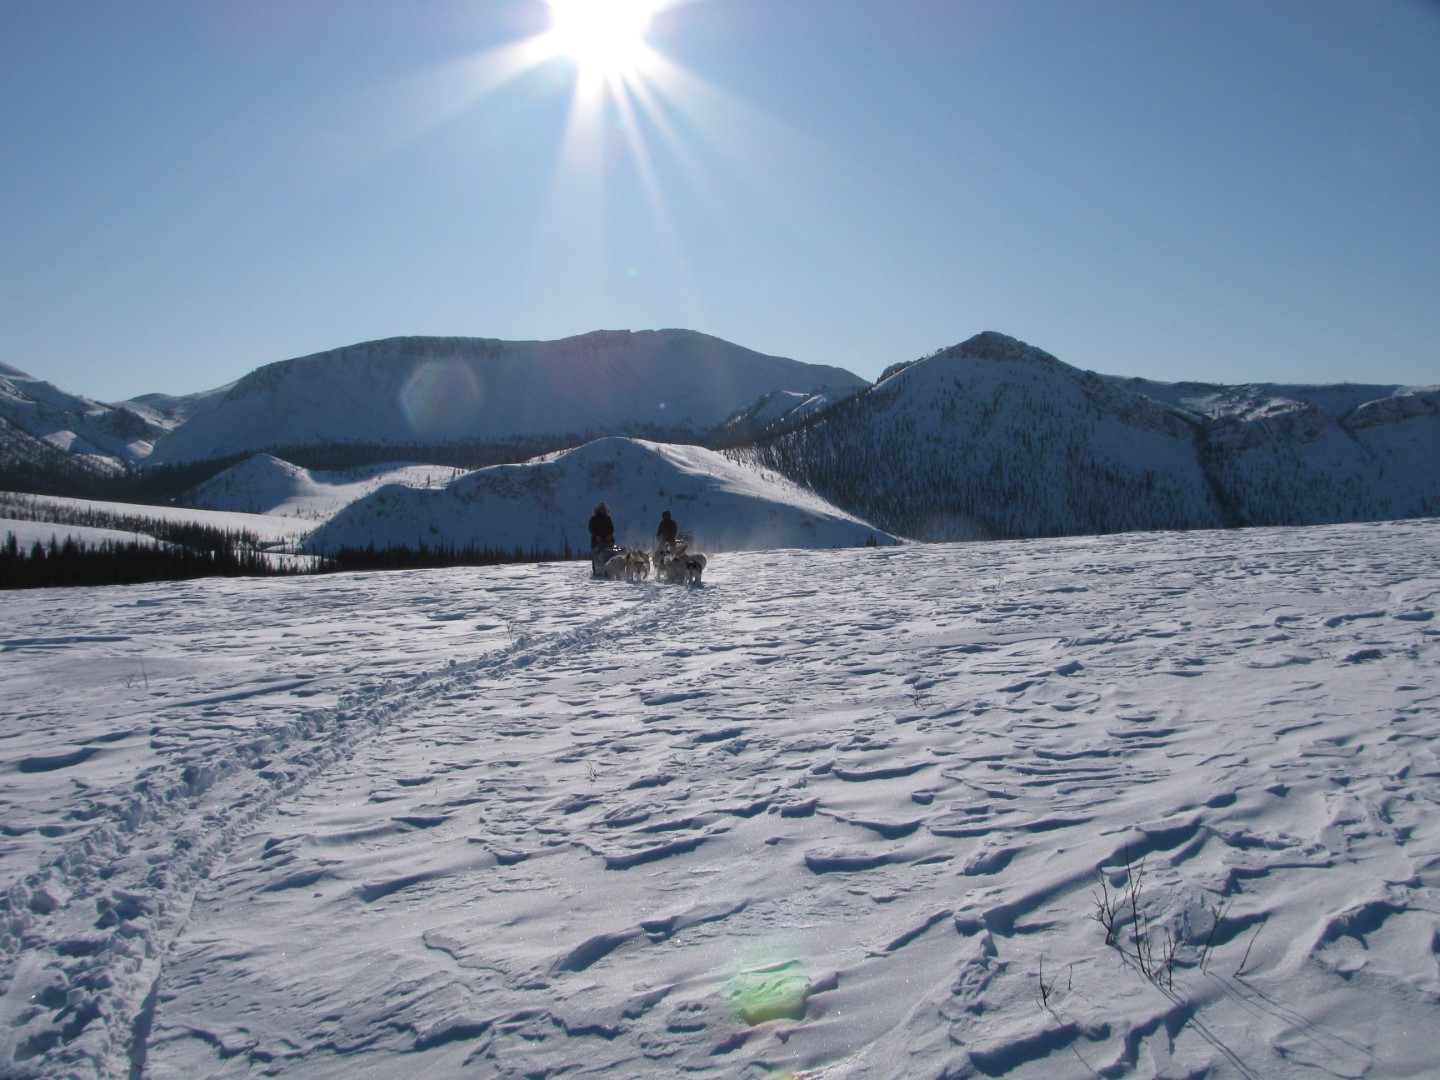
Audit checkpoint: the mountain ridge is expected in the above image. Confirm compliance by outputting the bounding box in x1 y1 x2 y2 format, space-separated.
4 328 1436 545
740 331 1438 539
143 329 866 466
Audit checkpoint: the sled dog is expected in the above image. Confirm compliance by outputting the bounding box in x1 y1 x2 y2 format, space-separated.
604 547 650 581
682 552 707 586
655 534 706 586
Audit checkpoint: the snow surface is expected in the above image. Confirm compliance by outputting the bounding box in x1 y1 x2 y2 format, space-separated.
2 519 1439 1079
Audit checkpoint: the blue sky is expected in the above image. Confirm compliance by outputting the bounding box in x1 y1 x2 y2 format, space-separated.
2 0 1437 402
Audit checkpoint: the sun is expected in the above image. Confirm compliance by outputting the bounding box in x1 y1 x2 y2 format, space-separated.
545 0 668 81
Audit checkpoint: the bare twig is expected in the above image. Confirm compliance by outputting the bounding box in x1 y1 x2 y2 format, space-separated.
1127 852 1148 974
1090 868 1123 946
1234 921 1264 978
1199 899 1231 972
1037 954 1055 1012
1093 848 1191 988
1161 927 1180 991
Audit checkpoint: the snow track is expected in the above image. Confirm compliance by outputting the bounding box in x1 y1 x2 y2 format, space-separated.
0 567 683 1078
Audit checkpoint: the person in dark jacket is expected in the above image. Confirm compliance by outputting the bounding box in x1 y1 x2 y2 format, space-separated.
588 503 615 550
655 510 678 550
588 502 618 577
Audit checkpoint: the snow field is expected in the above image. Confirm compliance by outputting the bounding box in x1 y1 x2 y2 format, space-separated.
1 519 1438 1078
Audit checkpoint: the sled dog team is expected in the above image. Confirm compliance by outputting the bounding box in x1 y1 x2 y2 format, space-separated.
588 504 706 585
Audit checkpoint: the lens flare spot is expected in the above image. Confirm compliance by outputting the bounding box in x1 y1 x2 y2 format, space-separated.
726 960 809 1025
400 360 483 437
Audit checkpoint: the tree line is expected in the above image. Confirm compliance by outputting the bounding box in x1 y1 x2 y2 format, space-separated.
0 529 573 590
323 540 569 573
1 532 299 589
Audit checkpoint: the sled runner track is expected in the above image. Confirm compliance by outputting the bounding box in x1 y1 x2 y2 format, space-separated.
0 581 686 1080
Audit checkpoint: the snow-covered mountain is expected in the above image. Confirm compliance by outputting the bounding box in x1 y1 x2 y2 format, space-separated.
120 383 234 432
1101 375 1440 527
744 331 1439 540
0 361 166 474
4 329 1435 546
303 437 895 555
144 330 866 466
0 415 107 496
709 387 857 445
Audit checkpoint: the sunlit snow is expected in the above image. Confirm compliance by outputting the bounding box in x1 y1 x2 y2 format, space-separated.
2 518 1438 1078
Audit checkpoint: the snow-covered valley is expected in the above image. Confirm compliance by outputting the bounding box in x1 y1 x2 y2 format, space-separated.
3 518 1438 1077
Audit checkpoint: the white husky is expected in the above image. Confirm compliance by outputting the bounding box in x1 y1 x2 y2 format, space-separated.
604 547 651 582
655 533 706 586
680 552 707 585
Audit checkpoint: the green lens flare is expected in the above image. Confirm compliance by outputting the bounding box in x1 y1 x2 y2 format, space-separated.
726 959 809 1025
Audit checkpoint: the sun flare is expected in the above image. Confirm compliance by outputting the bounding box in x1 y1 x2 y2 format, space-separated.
545 0 667 81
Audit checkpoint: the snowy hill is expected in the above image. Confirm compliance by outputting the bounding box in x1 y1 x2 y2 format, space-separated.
304 436 894 555
0 415 110 496
188 454 464 522
746 332 1224 540
1197 386 1440 526
145 330 866 466
2 491 313 549
746 332 1439 540
0 361 164 473
2 517 1437 1078
1102 373 1440 526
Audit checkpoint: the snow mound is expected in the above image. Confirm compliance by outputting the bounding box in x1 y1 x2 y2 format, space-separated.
189 454 463 521
304 436 895 555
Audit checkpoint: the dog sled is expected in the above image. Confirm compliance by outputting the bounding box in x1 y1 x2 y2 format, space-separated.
589 533 707 585
591 544 651 581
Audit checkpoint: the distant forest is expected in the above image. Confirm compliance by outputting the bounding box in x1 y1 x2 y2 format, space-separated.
0 493 572 590
1 533 570 590
1 532 298 589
